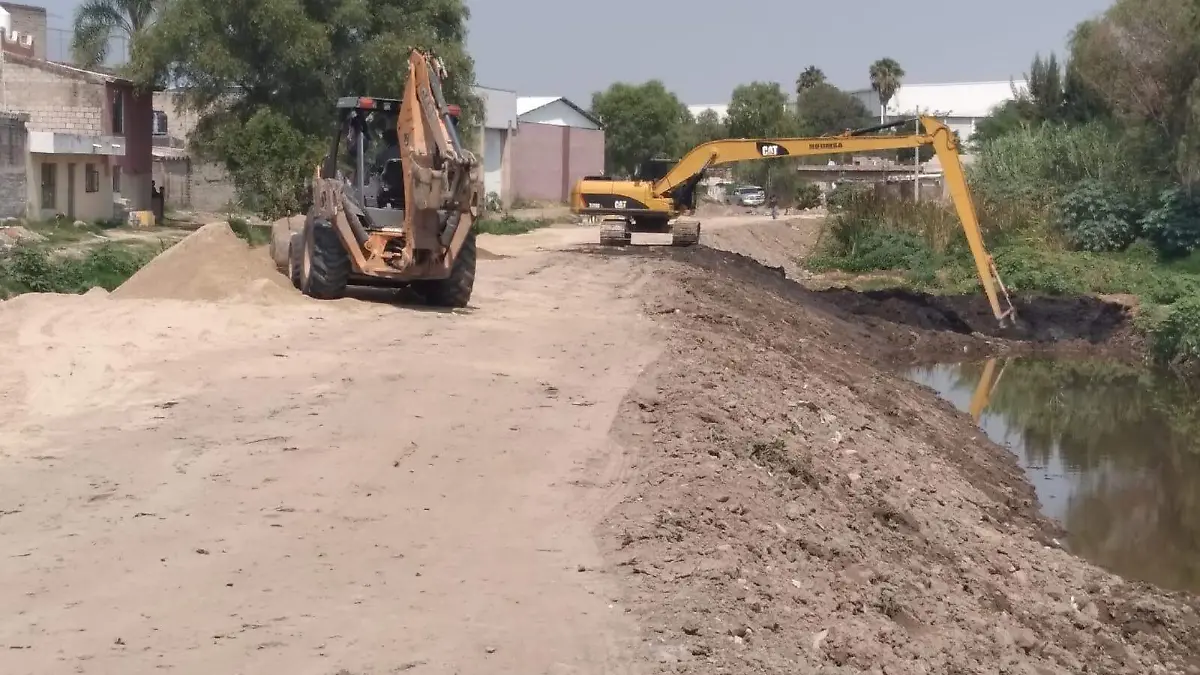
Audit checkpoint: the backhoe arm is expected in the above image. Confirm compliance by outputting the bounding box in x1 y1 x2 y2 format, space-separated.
394 49 481 269
651 115 1014 325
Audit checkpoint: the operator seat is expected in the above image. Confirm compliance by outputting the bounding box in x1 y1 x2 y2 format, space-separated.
379 158 405 209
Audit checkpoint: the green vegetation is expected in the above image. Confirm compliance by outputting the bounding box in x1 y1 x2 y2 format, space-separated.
0 245 153 298
474 215 553 236
123 0 477 220
799 0 1200 374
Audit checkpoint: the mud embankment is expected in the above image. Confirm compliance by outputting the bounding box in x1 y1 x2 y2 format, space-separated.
597 243 1197 674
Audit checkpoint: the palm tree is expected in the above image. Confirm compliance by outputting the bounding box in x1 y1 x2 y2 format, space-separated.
868 57 906 123
795 66 826 95
70 0 157 69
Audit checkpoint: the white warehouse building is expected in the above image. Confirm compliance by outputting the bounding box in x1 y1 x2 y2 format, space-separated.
850 80 1028 142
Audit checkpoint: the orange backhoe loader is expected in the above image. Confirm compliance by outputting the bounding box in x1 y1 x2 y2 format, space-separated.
287 49 483 306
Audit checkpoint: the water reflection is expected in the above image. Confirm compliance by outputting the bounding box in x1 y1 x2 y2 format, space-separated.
908 357 1200 594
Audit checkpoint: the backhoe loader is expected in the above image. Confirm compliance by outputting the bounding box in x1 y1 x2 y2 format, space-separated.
288 49 483 306
569 117 1015 325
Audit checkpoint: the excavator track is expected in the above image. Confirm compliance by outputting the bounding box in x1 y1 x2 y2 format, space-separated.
598 218 631 246
670 219 700 247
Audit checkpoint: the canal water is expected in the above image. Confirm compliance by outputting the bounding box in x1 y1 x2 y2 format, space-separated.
907 357 1200 594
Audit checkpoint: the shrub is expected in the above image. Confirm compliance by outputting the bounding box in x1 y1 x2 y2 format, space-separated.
1140 187 1200 258
1149 296 1200 371
1054 179 1140 252
475 215 551 235
826 182 873 212
794 182 822 210
970 123 1138 211
0 244 151 295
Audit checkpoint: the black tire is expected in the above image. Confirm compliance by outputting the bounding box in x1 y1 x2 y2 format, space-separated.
301 218 351 299
287 231 303 289
420 229 477 308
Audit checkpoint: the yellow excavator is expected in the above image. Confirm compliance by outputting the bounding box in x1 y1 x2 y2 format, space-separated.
569 116 1015 325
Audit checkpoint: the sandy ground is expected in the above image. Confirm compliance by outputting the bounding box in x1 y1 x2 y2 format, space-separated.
2 218 1199 674
0 226 661 674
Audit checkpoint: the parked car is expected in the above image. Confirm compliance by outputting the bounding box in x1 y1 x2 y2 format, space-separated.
731 185 766 207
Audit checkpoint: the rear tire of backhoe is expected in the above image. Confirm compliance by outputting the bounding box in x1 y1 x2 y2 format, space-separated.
420 229 476 308
300 217 350 300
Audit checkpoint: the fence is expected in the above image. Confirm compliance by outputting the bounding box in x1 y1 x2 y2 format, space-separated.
45 27 128 67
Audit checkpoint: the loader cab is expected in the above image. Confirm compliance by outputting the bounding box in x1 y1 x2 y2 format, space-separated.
326 96 464 213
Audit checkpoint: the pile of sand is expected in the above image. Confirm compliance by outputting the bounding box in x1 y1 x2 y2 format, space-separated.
112 222 301 304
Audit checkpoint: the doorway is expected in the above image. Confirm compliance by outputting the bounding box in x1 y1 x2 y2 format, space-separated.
66 162 76 220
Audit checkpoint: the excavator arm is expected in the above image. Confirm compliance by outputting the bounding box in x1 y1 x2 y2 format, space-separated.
653 116 1014 325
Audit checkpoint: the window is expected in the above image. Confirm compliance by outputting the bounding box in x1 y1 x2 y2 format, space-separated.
111 90 124 134
85 163 99 193
113 165 122 194
152 110 168 136
41 162 56 209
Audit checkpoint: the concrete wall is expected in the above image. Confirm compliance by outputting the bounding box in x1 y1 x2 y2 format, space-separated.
153 157 236 212
151 90 235 211
512 123 605 203
1 2 46 59
30 154 117 221
0 113 27 217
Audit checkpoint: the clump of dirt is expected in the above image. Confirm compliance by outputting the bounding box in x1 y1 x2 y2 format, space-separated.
602 248 1200 674
0 225 46 250
112 222 299 303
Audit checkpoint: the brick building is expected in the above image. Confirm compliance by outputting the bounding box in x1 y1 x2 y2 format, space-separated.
0 48 154 221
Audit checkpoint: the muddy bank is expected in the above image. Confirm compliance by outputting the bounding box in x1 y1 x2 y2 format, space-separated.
580 243 1142 363
599 245 1199 673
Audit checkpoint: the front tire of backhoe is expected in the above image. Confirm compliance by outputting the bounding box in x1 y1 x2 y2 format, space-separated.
421 229 476 308
300 218 350 300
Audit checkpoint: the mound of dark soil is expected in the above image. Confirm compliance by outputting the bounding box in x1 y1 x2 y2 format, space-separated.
600 244 1200 674
580 243 1139 361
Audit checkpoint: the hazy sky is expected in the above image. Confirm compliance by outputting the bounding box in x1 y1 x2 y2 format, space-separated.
34 0 1113 104
466 0 1113 103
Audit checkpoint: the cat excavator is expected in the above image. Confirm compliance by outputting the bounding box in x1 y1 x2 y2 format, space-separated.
569 116 1014 325
287 48 483 305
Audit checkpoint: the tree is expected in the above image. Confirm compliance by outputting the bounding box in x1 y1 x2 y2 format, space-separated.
681 108 726 150
130 0 478 217
590 81 690 176
1067 0 1200 185
869 57 905 122
1026 52 1064 122
794 82 872 136
795 66 826 95
726 81 792 138
71 0 157 69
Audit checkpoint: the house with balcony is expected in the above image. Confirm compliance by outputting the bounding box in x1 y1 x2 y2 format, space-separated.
0 29 153 221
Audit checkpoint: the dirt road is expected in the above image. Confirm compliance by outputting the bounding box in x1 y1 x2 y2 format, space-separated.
2 217 1198 675
0 233 660 674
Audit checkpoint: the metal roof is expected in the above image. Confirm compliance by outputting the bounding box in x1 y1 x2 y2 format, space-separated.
516 96 602 127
